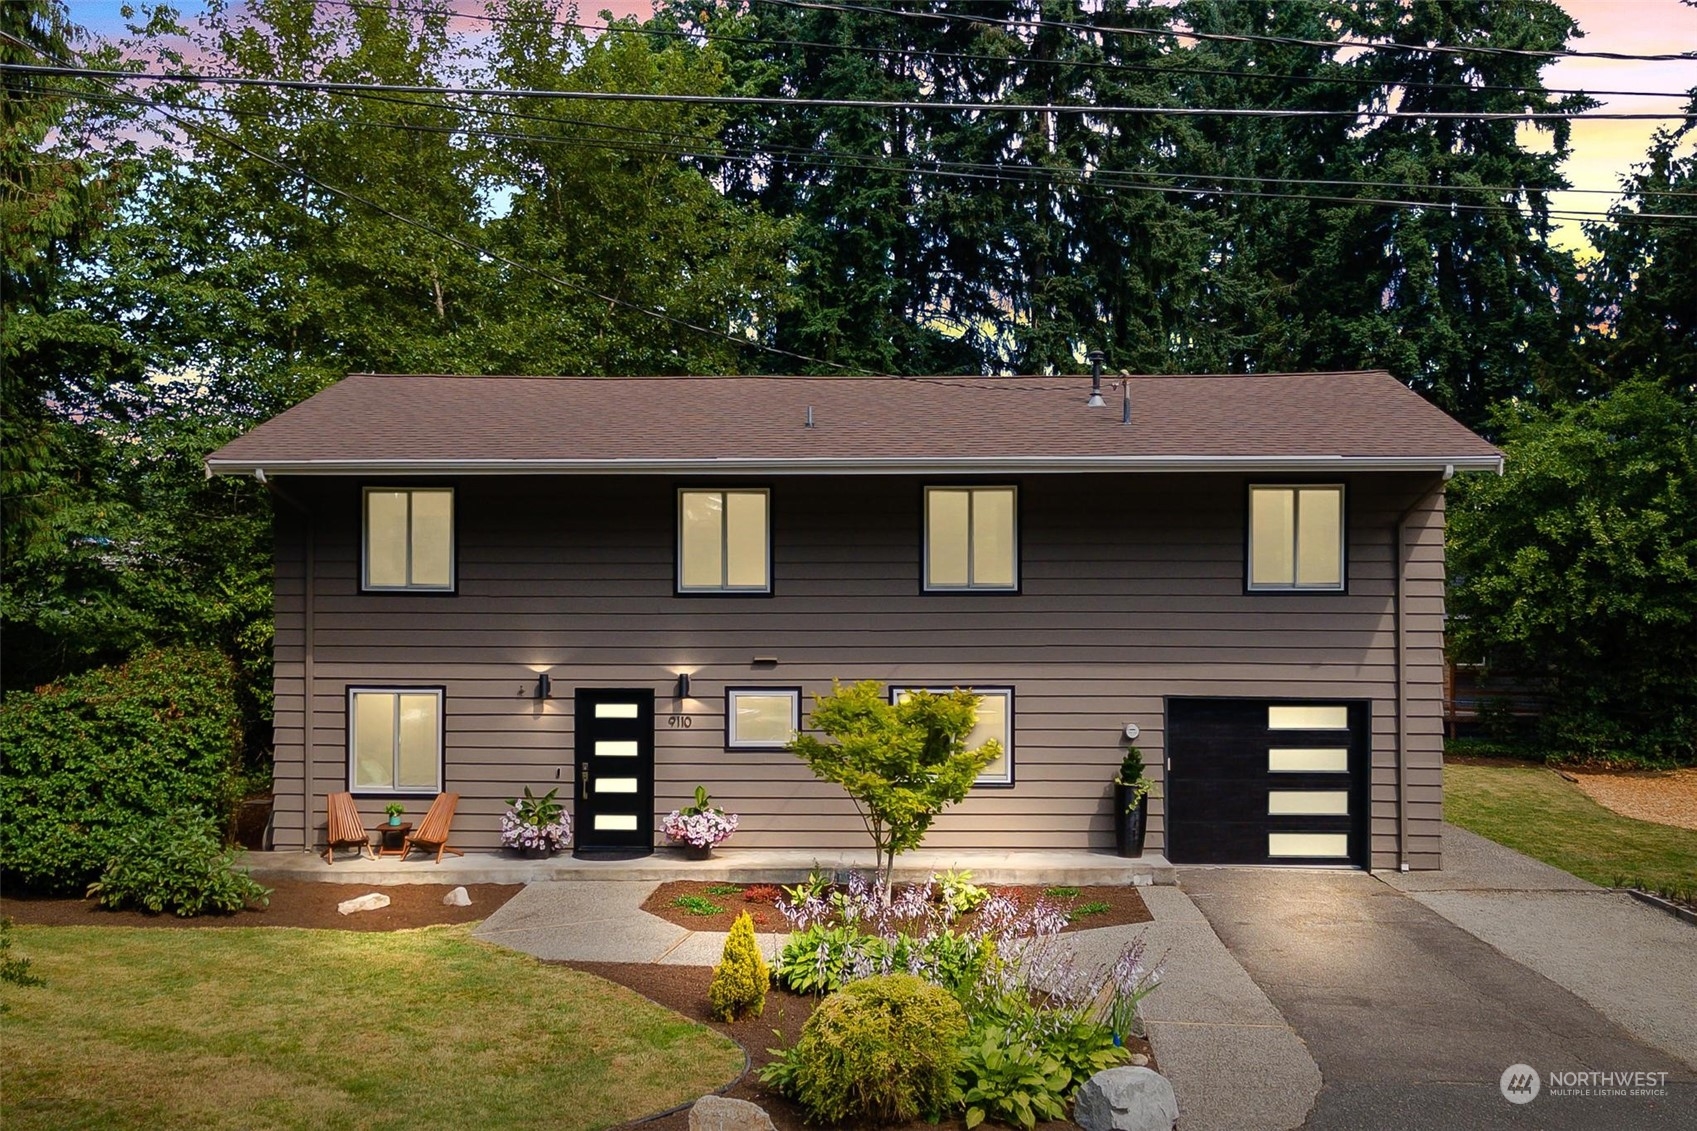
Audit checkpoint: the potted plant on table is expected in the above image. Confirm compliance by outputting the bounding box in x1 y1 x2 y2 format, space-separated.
500 786 572 857
384 802 405 827
662 786 739 859
1114 746 1156 857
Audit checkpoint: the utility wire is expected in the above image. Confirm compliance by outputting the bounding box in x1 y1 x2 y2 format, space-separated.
318 0 1693 101
59 83 1694 224
6 63 1691 120
764 0 1697 64
56 80 1697 220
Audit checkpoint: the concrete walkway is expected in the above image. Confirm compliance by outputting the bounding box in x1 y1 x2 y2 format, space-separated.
1381 824 1697 1076
246 846 1174 887
474 876 1320 1131
1181 853 1696 1129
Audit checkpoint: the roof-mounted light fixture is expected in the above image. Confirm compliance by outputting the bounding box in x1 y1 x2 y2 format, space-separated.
1086 350 1106 407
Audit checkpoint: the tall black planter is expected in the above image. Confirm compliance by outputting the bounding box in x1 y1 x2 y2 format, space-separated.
1114 782 1148 858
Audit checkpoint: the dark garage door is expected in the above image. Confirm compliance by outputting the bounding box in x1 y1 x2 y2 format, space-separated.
1166 698 1369 866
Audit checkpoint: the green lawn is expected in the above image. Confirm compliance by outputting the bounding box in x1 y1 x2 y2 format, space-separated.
0 923 741 1131
1444 759 1697 891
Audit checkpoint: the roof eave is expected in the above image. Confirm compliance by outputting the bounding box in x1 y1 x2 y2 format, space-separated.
208 454 1504 477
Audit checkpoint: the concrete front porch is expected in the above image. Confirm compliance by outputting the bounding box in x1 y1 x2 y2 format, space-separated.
241 846 1176 887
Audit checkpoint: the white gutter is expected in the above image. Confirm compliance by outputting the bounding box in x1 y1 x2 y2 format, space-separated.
207 453 1504 477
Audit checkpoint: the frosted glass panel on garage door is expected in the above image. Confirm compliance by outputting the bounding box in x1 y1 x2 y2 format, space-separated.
1268 833 1349 858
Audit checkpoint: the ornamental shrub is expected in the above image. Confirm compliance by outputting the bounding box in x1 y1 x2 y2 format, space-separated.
707 910 769 1021
86 809 270 916
0 646 244 892
784 974 968 1124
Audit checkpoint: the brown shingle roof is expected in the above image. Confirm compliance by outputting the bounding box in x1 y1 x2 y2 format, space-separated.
206 370 1500 475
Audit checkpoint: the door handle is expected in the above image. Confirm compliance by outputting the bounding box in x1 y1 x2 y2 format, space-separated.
579 762 589 795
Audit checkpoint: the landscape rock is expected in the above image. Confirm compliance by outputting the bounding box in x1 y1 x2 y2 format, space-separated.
1074 1066 1179 1131
336 892 391 915
687 1094 776 1131
1130 1053 1150 1067
443 886 472 907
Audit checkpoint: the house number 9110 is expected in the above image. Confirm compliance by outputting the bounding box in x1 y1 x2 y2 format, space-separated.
667 715 693 728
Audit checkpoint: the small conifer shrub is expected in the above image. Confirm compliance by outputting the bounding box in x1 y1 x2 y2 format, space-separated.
707 910 769 1021
783 974 968 1123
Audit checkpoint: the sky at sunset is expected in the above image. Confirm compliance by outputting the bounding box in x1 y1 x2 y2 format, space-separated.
62 0 1697 254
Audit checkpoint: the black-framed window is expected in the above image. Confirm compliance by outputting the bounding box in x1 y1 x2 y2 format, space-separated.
725 686 802 750
924 486 1018 591
363 487 454 592
1247 484 1345 591
889 685 1014 786
678 488 770 593
348 687 444 794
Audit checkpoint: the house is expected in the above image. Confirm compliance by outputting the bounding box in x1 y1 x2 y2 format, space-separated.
206 369 1501 870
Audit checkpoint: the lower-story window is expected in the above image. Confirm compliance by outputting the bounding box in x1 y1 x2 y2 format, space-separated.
890 685 1014 786
349 687 443 794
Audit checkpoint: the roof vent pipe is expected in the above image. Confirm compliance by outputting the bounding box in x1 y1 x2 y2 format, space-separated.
1120 369 1132 425
1086 350 1106 407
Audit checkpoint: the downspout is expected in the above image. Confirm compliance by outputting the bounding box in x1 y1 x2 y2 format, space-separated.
257 469 315 854
1392 467 1453 873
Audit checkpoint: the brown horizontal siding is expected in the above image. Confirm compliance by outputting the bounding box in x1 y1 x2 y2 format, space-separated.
270 472 1449 868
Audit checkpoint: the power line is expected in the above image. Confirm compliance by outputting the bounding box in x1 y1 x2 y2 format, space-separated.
765 0 1697 64
6 62 1691 121
317 0 1693 101
59 83 1696 224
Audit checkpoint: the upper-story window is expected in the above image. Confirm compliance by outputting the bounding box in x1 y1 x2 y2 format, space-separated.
363 487 454 592
925 486 1017 592
1248 485 1344 591
678 488 770 593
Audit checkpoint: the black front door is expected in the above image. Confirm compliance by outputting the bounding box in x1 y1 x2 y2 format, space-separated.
574 688 655 855
1166 698 1368 866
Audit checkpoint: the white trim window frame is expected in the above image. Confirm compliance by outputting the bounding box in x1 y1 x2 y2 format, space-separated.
923 485 1019 592
1247 484 1346 592
362 486 455 592
677 488 772 594
889 685 1015 787
347 686 444 795
725 686 802 750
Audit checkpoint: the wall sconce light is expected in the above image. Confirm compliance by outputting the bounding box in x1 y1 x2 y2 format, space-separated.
676 672 691 699
535 673 552 701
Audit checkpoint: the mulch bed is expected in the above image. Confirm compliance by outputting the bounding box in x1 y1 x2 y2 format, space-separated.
640 880 1153 934
0 881 521 931
575 960 1156 1131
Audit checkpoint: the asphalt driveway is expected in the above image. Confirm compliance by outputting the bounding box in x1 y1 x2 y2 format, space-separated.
1181 863 1696 1130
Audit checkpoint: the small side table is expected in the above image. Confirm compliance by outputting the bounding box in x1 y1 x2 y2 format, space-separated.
374 822 412 858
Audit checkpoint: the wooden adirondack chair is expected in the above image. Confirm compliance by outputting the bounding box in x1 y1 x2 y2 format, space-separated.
402 793 464 863
325 791 376 864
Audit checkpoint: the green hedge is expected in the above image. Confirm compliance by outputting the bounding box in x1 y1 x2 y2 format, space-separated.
0 646 244 893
